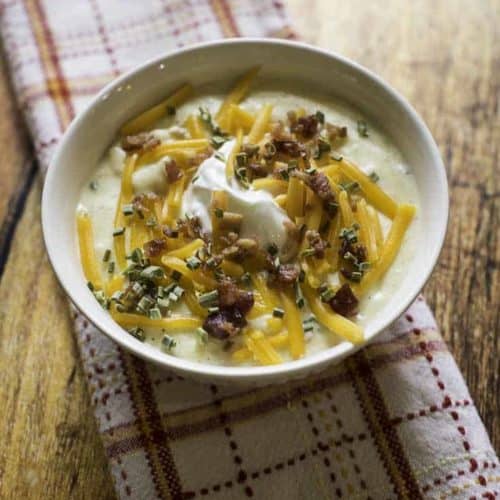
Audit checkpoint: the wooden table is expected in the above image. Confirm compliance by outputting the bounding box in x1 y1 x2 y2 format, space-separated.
0 1 498 497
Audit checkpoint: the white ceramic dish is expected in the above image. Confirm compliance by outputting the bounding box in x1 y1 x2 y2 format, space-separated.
42 39 448 385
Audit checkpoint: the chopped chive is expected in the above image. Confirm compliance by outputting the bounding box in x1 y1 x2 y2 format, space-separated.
146 217 157 227
148 307 162 319
211 135 227 149
207 306 219 314
140 266 165 280
298 269 305 283
330 152 343 162
122 204 134 216
357 120 369 137
279 169 290 181
357 261 370 272
214 207 224 218
263 142 277 158
198 290 219 308
272 307 285 318
305 167 317 175
128 247 145 264
240 272 251 286
107 261 115 274
173 285 184 298
196 327 208 345
137 295 155 312
205 256 220 269
191 175 199 184
215 152 225 162
131 281 145 296
87 281 95 291
186 256 201 270
157 298 170 309
113 227 125 237
313 138 331 159
369 171 380 183
339 181 360 193
235 153 248 167
93 290 109 309
171 270 182 281
296 286 305 309
102 249 111 262
128 327 145 341
320 287 335 302
303 324 315 333
166 105 176 116
350 271 363 282
287 159 298 170
161 334 176 351
89 180 99 191
315 110 325 124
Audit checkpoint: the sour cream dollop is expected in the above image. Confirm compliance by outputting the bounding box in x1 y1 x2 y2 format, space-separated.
182 140 291 251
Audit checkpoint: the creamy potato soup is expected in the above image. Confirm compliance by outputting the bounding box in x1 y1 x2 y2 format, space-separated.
76 69 420 366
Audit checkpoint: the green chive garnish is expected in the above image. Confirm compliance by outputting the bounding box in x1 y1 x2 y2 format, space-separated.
198 290 219 308
357 120 369 137
272 307 285 318
113 227 125 237
122 204 134 216
161 334 176 351
197 328 208 345
128 327 145 341
102 249 111 262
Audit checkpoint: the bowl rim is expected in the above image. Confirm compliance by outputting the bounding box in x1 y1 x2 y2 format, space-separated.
42 37 449 381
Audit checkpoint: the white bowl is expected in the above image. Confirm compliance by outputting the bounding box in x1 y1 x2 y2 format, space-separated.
42 39 448 385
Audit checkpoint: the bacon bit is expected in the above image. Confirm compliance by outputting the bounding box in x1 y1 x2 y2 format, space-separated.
273 139 306 158
247 162 268 179
203 309 245 340
176 216 204 240
291 170 337 216
164 159 183 183
325 123 348 143
268 264 300 289
202 280 254 340
329 284 358 317
339 239 367 262
217 279 254 314
280 221 301 262
291 114 319 139
132 192 160 216
143 238 168 258
121 132 160 153
306 230 328 259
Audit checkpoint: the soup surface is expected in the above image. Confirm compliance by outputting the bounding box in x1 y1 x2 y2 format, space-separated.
77 70 420 366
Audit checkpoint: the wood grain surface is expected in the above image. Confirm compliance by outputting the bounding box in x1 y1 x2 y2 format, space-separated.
0 1 498 498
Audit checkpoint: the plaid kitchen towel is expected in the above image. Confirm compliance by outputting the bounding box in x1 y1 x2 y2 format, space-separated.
1 1 498 498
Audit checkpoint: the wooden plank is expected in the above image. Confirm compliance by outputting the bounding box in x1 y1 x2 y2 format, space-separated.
0 181 116 500
0 44 116 499
288 0 499 448
0 47 35 276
